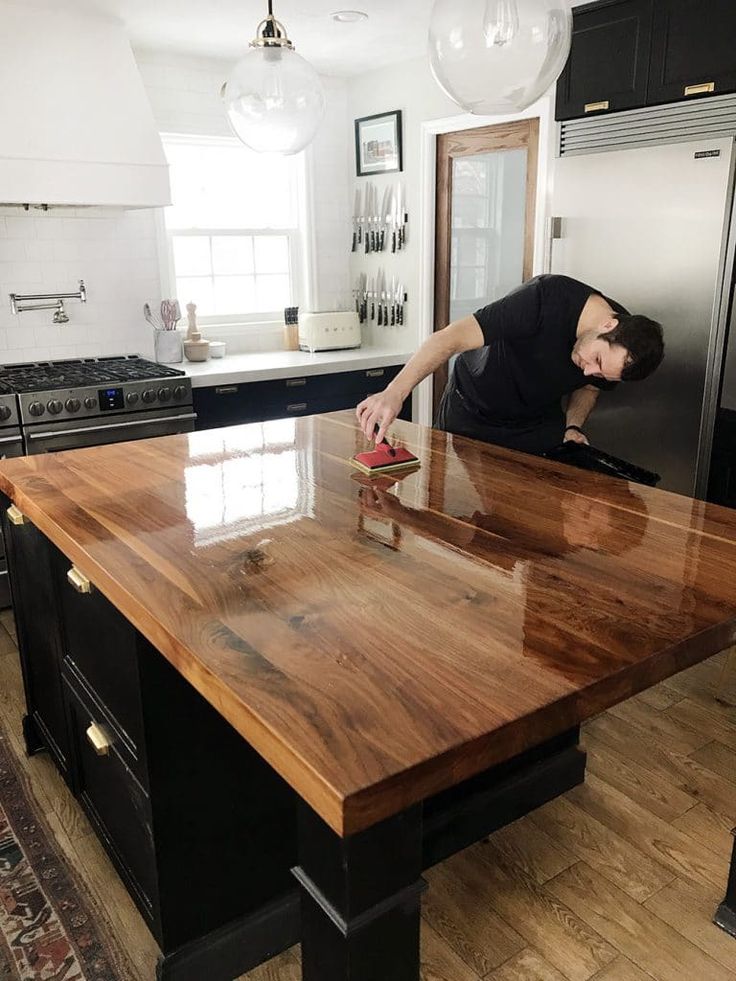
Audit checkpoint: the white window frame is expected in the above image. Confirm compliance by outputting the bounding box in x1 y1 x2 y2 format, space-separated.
156 133 310 331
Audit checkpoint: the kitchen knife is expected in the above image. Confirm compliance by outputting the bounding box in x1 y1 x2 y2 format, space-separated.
383 272 389 326
371 184 378 253
377 271 383 326
379 186 390 252
365 183 371 253
352 187 360 251
400 183 408 248
391 182 398 253
398 282 404 325
390 276 396 326
369 275 375 321
361 273 368 324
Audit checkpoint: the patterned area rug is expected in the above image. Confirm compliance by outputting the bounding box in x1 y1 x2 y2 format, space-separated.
0 725 131 980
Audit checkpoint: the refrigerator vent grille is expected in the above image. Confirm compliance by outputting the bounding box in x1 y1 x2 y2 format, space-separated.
559 94 736 155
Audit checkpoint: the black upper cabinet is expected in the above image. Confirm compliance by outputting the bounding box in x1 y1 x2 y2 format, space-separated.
648 0 736 106
556 0 653 121
556 0 736 121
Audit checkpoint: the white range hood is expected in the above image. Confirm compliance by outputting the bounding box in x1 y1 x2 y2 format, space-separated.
0 1 170 208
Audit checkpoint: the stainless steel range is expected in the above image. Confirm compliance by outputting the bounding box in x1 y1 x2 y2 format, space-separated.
0 354 195 454
0 355 195 603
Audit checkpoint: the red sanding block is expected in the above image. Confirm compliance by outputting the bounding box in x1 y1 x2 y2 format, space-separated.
350 442 420 475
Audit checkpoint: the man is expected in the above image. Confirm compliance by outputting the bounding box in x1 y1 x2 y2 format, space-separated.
356 274 664 454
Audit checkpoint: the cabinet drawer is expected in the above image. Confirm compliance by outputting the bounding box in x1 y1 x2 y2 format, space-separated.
55 553 145 769
64 677 158 921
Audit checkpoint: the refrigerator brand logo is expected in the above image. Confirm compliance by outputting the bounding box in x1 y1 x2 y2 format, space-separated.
694 150 721 159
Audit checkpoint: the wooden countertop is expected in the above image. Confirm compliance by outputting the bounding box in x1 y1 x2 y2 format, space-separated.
1 412 735 836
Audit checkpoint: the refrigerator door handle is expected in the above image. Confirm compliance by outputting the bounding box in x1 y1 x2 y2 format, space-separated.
545 217 564 274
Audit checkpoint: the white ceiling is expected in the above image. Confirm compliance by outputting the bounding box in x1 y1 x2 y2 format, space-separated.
61 0 591 77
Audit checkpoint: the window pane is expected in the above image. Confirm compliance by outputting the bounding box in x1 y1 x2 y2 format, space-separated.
212 236 254 275
177 276 214 316
173 236 211 276
255 274 290 312
164 140 298 230
214 276 255 315
254 236 289 275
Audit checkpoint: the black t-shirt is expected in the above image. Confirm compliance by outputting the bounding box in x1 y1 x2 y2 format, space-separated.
451 274 628 426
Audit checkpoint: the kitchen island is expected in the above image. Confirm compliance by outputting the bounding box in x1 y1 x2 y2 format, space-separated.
0 411 734 980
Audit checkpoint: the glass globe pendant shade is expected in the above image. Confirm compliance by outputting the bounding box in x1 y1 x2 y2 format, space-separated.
428 0 572 115
222 8 325 155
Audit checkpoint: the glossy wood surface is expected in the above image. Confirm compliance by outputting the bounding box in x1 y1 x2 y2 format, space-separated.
1 412 735 836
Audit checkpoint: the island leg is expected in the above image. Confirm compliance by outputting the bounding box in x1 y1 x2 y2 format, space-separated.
293 802 425 981
714 828 736 938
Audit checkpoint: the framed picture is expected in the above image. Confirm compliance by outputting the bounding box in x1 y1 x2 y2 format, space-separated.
354 110 403 177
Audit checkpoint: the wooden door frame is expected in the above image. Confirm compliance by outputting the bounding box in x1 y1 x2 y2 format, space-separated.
432 118 540 417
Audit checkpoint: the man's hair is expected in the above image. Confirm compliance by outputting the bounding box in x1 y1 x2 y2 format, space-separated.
602 314 664 381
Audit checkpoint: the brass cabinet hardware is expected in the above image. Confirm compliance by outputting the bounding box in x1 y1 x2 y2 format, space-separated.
86 722 112 756
285 378 306 387
684 82 715 96
286 402 307 412
584 100 610 113
67 566 93 594
6 505 27 525
366 369 385 377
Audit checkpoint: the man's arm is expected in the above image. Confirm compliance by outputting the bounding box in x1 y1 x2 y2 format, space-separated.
565 385 600 444
356 315 484 442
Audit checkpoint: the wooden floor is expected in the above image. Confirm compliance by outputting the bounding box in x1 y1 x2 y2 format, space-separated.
0 608 734 981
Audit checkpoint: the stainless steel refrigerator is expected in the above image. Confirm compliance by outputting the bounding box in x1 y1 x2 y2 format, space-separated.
550 137 736 497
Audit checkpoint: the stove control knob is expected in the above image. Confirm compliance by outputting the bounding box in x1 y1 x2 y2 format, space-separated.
29 401 45 417
173 385 188 401
47 399 63 415
126 391 139 405
157 386 172 402
84 396 97 410
65 398 81 413
0 405 11 422
142 389 156 404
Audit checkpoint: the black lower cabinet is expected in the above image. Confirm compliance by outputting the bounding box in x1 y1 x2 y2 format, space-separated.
193 365 412 432
1 501 71 780
708 409 736 509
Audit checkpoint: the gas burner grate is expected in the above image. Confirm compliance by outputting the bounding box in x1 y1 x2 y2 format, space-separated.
0 356 185 393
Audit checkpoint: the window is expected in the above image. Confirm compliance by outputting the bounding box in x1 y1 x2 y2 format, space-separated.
162 135 302 325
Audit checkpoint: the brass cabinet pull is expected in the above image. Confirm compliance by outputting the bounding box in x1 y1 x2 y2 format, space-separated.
6 505 27 526
584 100 610 113
67 566 93 594
684 82 715 96
366 368 385 378
86 722 112 756
285 378 306 387
286 402 307 412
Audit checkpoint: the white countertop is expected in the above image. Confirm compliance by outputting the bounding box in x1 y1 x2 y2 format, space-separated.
179 347 413 388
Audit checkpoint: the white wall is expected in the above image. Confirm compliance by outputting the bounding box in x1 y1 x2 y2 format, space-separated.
0 206 160 362
0 48 351 363
347 57 458 354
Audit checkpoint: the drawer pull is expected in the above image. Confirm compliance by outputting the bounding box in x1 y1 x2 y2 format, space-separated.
684 82 715 96
67 566 93 594
286 402 307 412
366 369 385 378
6 505 27 525
86 722 112 756
286 378 306 387
584 100 609 113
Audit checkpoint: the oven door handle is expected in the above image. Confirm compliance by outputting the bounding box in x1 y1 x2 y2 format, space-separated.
0 435 22 445
27 413 198 441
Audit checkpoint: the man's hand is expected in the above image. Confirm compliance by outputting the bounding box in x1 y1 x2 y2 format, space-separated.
564 426 589 445
356 388 404 443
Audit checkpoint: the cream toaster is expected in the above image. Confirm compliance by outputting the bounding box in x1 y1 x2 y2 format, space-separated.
298 311 362 352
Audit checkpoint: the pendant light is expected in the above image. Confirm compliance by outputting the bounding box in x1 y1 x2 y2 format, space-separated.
222 1 326 155
428 0 572 115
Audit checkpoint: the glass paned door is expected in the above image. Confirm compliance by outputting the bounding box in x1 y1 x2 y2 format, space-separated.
433 119 539 416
